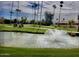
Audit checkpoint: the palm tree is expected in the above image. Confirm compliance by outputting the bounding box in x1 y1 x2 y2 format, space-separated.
32 2 38 24
52 5 56 16
32 4 34 20
58 1 64 26
31 2 34 20
15 1 21 27
16 1 21 20
45 11 53 26
37 1 39 25
56 18 58 25
39 1 43 27
52 5 56 25
77 15 79 31
33 2 36 22
10 1 14 24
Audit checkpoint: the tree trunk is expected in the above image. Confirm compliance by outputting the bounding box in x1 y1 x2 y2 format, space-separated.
78 22 79 32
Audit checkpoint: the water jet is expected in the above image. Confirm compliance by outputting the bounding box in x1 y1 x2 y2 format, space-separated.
0 29 79 48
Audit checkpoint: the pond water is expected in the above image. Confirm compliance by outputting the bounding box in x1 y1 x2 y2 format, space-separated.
0 29 79 48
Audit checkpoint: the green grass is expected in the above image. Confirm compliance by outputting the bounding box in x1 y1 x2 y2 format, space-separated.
0 24 46 34
0 24 79 57
0 46 79 57
0 24 78 34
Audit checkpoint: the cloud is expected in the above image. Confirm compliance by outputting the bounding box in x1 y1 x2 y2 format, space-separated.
0 1 79 21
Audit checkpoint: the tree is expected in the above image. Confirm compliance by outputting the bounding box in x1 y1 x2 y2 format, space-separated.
56 18 59 25
13 19 17 27
9 1 14 24
44 11 54 26
19 17 27 28
53 5 56 11
68 20 75 28
21 17 27 24
58 1 64 26
15 1 21 28
52 5 56 18
41 19 45 25
32 2 38 21
52 5 56 25
77 15 79 31
36 1 39 25
4 19 10 24
39 1 43 27
30 20 35 24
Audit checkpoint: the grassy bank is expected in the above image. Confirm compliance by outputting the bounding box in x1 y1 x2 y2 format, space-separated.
0 24 46 34
0 46 79 57
0 24 79 57
0 24 78 34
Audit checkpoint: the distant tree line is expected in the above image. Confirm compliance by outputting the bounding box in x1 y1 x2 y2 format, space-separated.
1 11 54 26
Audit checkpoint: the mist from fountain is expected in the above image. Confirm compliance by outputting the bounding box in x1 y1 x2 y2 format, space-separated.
0 29 79 48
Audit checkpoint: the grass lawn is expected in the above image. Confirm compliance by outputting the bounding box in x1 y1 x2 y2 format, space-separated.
0 24 79 57
0 24 47 34
0 24 78 34
0 46 79 57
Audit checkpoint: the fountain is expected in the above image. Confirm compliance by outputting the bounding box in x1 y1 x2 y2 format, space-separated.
0 29 79 48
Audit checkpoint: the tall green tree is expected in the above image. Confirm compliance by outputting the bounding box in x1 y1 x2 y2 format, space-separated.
13 19 17 27
39 1 43 27
52 5 56 25
21 17 27 24
77 15 79 31
45 11 54 26
68 20 75 28
10 1 14 24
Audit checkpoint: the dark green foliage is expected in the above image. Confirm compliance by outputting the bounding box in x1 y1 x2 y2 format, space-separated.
30 20 35 24
13 19 17 23
60 1 64 4
13 23 17 27
77 15 79 32
0 47 79 57
19 24 23 28
45 11 54 26
53 5 56 9
4 19 11 24
21 17 27 24
13 19 17 27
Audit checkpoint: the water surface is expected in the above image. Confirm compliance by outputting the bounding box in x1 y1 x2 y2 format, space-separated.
0 29 79 48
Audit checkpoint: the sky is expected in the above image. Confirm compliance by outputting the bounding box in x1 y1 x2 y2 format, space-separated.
0 1 79 23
